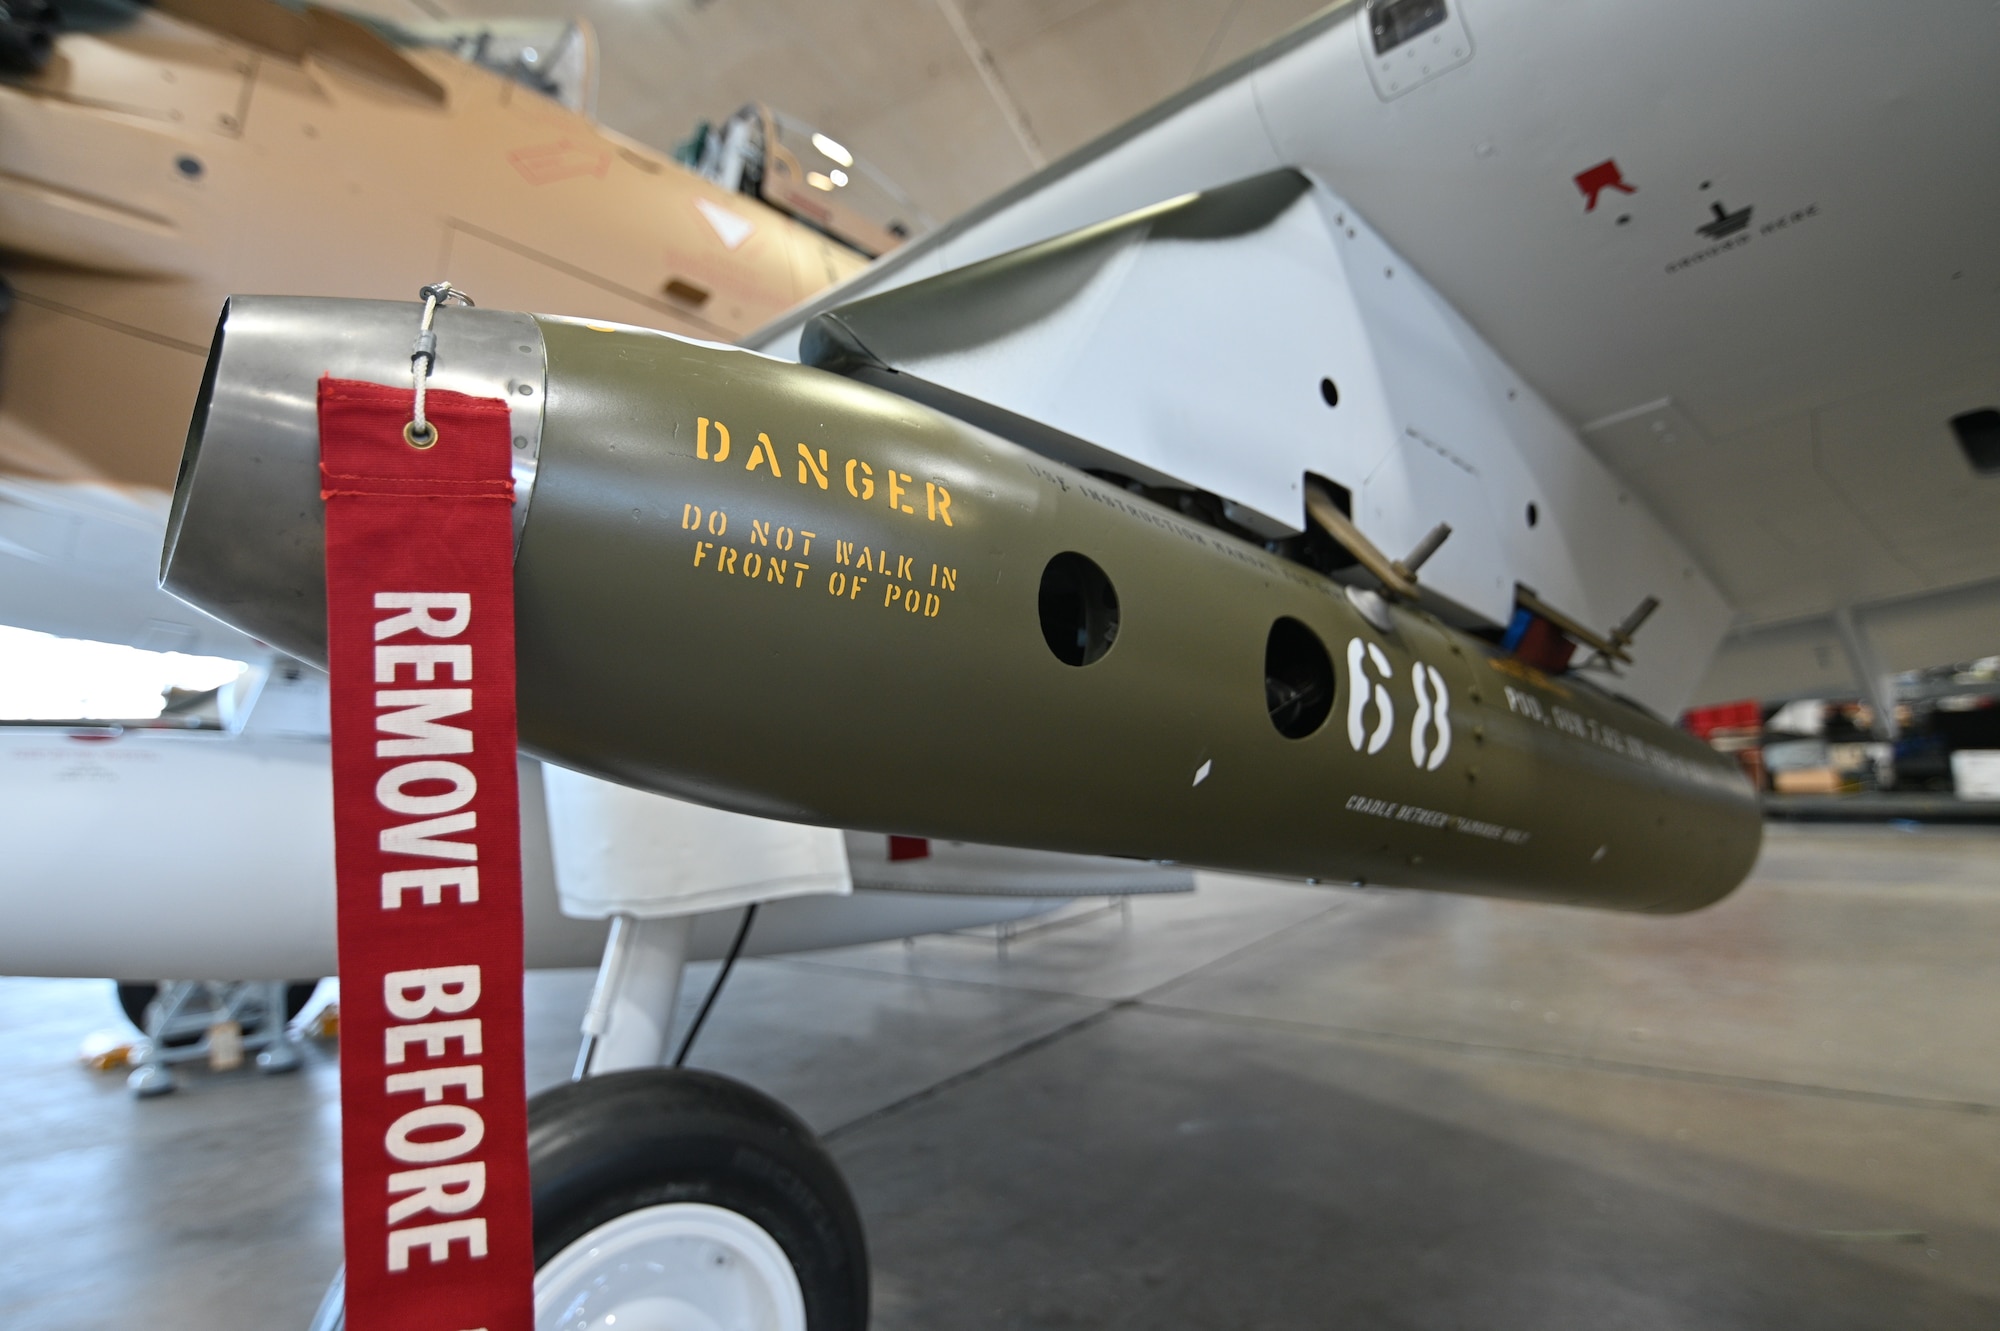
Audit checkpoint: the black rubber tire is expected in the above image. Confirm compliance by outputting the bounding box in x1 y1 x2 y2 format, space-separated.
282 980 320 1023
114 982 156 1033
114 979 320 1037
529 1068 870 1331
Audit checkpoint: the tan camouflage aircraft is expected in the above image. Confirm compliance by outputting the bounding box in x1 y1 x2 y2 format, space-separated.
0 0 923 489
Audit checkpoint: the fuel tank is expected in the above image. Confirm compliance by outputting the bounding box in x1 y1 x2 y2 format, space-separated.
164 297 1761 912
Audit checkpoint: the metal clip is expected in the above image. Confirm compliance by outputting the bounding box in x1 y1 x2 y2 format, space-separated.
407 282 475 448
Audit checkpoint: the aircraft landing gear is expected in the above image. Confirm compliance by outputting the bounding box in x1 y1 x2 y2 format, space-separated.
309 1067 869 1331
116 979 318 1097
311 902 866 1329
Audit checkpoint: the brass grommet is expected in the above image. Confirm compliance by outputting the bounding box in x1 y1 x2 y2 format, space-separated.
404 420 439 449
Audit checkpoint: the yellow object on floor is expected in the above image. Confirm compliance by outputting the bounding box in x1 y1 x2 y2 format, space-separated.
76 1030 137 1072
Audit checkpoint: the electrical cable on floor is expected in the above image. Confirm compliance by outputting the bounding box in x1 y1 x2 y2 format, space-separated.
672 903 758 1068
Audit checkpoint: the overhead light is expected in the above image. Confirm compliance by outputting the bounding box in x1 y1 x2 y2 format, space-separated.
806 171 835 191
829 168 848 187
811 132 852 168
0 624 246 721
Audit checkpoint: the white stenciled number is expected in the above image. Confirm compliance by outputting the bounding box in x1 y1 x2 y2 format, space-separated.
1346 639 1396 755
1346 639 1451 772
1409 663 1452 771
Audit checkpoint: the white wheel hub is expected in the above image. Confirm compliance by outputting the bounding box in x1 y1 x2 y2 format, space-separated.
536 1202 807 1331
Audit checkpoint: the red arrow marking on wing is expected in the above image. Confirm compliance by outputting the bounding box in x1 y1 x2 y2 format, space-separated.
1574 160 1636 212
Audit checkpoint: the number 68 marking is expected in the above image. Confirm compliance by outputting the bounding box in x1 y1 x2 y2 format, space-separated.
1347 638 1452 771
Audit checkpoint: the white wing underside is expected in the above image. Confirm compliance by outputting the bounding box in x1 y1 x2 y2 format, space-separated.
755 0 2000 708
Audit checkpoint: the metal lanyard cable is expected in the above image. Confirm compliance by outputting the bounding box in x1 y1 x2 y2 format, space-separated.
406 281 474 449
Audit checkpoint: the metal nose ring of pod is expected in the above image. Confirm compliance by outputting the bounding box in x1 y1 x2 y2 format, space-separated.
164 296 547 663
164 296 1761 913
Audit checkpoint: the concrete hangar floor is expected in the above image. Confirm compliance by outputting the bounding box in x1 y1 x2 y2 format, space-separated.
2 823 1997 1330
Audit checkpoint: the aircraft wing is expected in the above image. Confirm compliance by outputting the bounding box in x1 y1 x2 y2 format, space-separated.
752 0 2000 714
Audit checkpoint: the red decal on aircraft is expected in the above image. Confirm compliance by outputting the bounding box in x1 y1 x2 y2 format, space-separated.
888 835 931 861
507 140 611 186
1573 160 1636 212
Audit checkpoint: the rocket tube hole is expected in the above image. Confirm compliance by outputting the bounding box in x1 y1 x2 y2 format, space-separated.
1038 552 1119 667
1265 617 1335 738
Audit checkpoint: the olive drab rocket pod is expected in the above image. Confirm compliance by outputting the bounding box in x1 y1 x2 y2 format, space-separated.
164 297 1761 912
